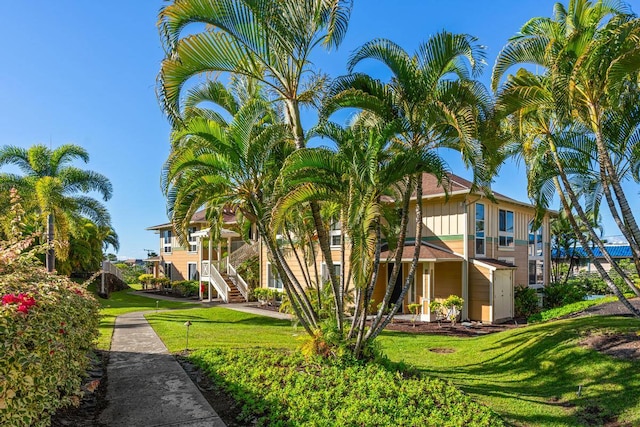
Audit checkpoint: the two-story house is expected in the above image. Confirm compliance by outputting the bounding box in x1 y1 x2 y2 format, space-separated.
146 209 253 303
260 172 551 323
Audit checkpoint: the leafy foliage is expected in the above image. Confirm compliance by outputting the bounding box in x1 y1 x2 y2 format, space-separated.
0 238 99 426
514 285 540 318
189 348 503 427
528 296 618 323
543 281 587 309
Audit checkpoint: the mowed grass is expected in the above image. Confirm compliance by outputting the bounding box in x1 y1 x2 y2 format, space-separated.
148 308 640 426
145 307 300 353
379 316 640 426
94 286 197 350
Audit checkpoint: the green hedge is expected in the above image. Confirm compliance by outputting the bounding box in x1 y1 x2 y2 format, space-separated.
1 252 99 426
190 348 503 427
171 280 199 297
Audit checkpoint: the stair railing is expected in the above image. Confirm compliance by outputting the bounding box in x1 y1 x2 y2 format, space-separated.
227 263 249 301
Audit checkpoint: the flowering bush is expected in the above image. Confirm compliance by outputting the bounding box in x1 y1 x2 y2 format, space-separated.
0 238 100 427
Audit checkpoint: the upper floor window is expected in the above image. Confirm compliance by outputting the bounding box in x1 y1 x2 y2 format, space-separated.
475 203 485 256
330 221 341 248
498 209 514 248
528 221 543 257
187 226 197 252
163 230 172 253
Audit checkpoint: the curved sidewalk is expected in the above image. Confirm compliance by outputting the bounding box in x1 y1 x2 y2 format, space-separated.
99 311 226 427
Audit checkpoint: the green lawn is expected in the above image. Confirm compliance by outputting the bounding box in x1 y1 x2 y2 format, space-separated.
147 307 639 426
380 316 640 426
95 287 197 350
145 307 300 352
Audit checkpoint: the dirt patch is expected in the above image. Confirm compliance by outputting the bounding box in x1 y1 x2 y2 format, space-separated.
381 319 520 337
429 347 456 354
176 355 246 427
50 350 109 427
580 331 640 361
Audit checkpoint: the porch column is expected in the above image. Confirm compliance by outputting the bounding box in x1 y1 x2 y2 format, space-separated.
227 236 232 274
198 235 203 300
208 237 213 302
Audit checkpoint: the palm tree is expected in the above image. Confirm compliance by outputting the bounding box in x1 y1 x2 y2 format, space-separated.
0 144 113 272
274 115 448 356
157 0 354 328
322 32 493 341
492 0 640 287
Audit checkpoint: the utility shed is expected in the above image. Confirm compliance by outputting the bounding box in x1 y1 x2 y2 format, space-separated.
468 258 516 323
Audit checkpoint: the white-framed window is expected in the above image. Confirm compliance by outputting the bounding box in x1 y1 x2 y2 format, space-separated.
266 262 283 289
321 261 341 284
528 221 544 286
163 230 172 253
187 262 198 281
187 226 197 252
164 262 173 280
498 209 514 248
330 221 342 248
475 203 485 256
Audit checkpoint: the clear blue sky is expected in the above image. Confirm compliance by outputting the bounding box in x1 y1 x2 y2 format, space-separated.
1 0 638 259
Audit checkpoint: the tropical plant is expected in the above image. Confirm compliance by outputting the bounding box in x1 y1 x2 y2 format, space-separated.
492 0 640 315
514 285 540 318
157 0 353 337
0 144 113 272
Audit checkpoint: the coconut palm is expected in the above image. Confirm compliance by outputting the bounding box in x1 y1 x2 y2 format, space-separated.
322 31 493 341
492 0 640 285
157 0 354 329
0 144 113 272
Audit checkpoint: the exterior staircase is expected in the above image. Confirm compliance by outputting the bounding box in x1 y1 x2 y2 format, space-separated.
222 273 246 303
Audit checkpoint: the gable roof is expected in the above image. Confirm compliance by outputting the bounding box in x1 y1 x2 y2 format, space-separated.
379 241 462 262
146 208 236 231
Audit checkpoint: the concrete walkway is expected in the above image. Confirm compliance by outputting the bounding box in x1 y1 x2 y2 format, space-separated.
99 311 226 427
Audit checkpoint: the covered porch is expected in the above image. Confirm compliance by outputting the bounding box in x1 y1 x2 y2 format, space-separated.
373 242 465 321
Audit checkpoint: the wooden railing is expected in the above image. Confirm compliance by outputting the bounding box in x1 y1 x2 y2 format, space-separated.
228 263 249 301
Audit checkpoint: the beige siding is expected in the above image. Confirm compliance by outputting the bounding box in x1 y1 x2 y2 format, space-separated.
406 195 465 240
468 263 491 322
434 262 462 299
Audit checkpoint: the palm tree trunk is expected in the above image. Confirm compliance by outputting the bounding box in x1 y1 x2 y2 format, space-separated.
368 173 424 341
549 139 640 296
46 213 55 273
553 177 640 317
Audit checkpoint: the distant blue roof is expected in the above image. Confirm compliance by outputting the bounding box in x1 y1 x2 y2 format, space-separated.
552 245 632 258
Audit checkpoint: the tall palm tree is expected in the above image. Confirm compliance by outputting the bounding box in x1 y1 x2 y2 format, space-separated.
322 31 493 340
274 115 448 356
157 0 354 326
492 0 640 285
0 144 112 272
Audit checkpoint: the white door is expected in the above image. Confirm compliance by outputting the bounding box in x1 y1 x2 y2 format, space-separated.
493 270 513 321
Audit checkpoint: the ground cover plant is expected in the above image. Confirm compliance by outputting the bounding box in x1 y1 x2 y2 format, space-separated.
0 239 99 426
189 348 503 427
93 285 196 350
149 306 640 426
528 296 619 323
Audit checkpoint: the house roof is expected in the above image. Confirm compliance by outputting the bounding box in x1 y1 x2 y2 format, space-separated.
417 172 540 211
554 245 632 259
146 208 236 231
379 242 462 262
471 258 518 270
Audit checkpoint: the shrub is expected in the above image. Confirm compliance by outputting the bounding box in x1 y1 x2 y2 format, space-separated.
514 285 540 318
171 280 198 297
528 296 616 323
430 295 464 325
114 263 145 285
189 348 503 426
138 273 154 289
0 239 100 427
543 281 586 309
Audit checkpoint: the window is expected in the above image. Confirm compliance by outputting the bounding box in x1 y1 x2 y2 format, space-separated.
498 209 514 248
330 221 342 247
187 227 197 252
528 222 543 257
321 261 341 283
163 230 172 253
164 262 173 281
187 262 198 281
475 203 485 256
528 221 544 286
266 262 283 289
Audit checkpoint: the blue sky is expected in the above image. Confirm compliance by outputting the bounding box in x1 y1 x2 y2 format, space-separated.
1 0 639 259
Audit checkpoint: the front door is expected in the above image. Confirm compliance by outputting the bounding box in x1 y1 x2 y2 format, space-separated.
493 270 513 321
387 263 404 312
